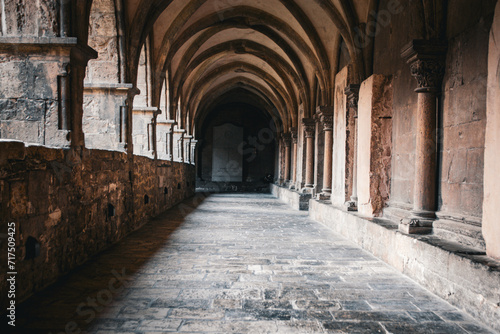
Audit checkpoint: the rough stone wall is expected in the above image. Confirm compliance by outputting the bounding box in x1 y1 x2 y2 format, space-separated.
357 75 393 217
295 106 306 189
373 0 423 208
440 2 494 221
85 0 120 84
0 140 195 309
483 1 500 260
373 0 495 224
331 66 350 207
0 0 59 37
133 109 155 158
0 47 71 147
83 85 129 151
313 120 324 194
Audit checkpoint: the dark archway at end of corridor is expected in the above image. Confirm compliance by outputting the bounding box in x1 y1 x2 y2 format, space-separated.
196 99 277 193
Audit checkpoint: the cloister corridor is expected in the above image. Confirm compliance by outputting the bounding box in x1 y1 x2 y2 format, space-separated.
9 194 494 334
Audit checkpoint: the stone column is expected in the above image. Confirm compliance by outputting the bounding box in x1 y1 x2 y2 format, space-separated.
302 118 316 191
344 85 360 211
400 40 447 234
282 133 292 185
319 108 334 199
166 121 176 161
290 128 298 189
184 135 193 164
173 129 186 162
190 140 198 165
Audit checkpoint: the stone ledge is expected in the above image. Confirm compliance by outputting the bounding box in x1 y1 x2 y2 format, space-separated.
270 184 312 210
309 199 500 332
0 36 78 46
0 37 97 60
84 83 134 91
132 106 158 113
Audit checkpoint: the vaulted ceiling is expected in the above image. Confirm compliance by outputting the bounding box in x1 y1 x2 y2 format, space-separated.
118 0 378 130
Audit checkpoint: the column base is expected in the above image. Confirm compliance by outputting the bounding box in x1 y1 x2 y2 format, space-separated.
399 217 434 234
344 201 358 212
301 186 314 195
317 192 331 200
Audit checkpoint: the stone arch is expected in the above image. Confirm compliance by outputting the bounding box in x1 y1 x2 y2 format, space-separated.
191 77 289 132
483 1 500 260
173 40 308 117
184 62 296 121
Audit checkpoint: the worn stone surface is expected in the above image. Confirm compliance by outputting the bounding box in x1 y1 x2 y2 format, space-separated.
357 74 393 217
10 194 495 333
83 85 131 151
271 184 311 210
484 2 500 260
0 51 70 147
331 66 351 207
86 0 120 84
0 141 195 310
309 198 500 332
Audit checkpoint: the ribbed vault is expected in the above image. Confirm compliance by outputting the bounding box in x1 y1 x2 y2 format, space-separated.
118 0 377 133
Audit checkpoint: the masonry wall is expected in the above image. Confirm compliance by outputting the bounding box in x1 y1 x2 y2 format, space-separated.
373 0 496 238
0 46 71 147
0 141 195 309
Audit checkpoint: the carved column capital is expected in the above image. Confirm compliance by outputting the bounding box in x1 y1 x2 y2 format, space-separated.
281 133 292 147
289 127 298 144
401 40 447 93
302 118 315 138
344 84 360 116
316 106 334 131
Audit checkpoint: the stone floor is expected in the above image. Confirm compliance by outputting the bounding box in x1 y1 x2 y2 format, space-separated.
13 193 496 333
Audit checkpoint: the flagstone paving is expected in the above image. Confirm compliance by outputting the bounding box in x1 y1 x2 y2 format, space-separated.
13 193 496 333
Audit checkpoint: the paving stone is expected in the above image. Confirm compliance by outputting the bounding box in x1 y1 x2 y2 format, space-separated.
382 321 469 334
13 194 492 333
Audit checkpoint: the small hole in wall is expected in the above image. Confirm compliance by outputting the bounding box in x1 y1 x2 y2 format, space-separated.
164 187 168 194
144 194 150 204
177 183 181 189
25 236 40 260
107 204 115 217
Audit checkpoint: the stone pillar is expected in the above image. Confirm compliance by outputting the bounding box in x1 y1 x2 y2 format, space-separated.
173 129 186 162
184 135 193 164
282 133 292 185
290 128 298 189
400 40 447 234
302 118 315 191
344 85 360 211
0 39 97 148
318 108 334 199
166 121 176 161
190 140 198 165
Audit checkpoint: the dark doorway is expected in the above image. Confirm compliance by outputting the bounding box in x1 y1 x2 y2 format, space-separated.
196 102 276 192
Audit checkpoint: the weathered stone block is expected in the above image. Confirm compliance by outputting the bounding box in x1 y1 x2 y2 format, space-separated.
331 66 350 207
0 120 42 144
0 60 28 98
357 74 393 217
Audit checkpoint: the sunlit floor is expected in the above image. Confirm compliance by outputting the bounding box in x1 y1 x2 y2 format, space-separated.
13 193 495 333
